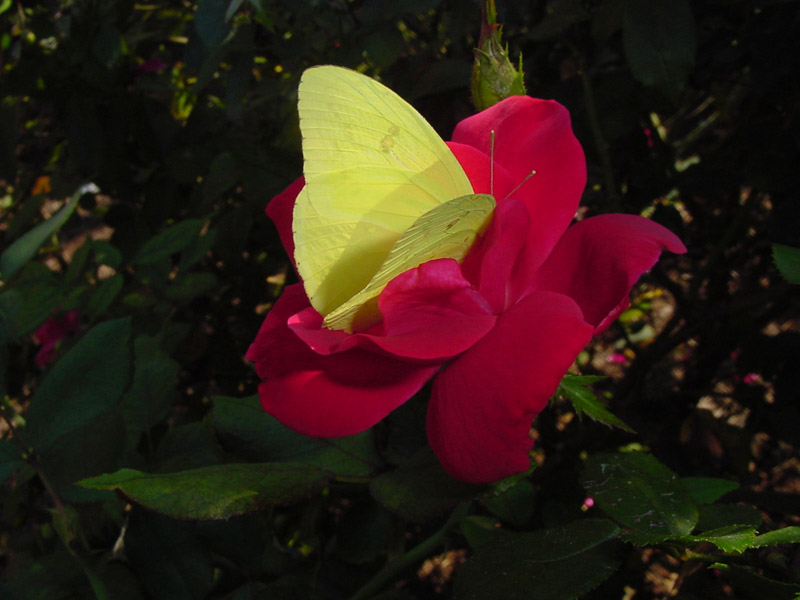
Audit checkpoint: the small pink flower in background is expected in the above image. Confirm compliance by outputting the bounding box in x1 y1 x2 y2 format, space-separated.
582 497 595 511
607 352 628 365
248 95 685 484
33 310 80 366
137 57 168 75
643 127 655 149
742 373 760 385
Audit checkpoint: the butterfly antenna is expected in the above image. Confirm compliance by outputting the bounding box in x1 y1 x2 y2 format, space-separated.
489 130 495 197
505 169 537 200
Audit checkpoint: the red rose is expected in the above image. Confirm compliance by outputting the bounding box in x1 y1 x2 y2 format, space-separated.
247 96 685 483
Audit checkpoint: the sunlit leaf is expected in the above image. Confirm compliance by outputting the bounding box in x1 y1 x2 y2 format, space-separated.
559 375 634 433
752 526 800 547
78 463 333 520
680 525 758 553
0 183 98 281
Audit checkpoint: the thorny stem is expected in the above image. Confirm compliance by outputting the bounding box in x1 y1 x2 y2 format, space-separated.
348 502 471 600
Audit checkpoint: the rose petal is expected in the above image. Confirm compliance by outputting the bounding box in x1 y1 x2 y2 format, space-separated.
427 291 594 483
529 214 687 333
289 259 496 360
247 285 440 437
245 284 318 379
446 142 515 199
265 177 304 266
461 198 531 313
378 259 496 358
452 97 587 275
257 352 439 437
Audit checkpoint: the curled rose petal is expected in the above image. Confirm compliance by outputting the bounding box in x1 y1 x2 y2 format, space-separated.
529 214 687 333
289 259 496 361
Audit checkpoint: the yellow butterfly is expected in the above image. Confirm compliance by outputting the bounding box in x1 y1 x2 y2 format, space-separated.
293 66 496 333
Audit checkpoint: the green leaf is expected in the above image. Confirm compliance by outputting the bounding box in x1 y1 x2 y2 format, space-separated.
712 563 800 600
679 525 758 553
460 515 501 549
134 219 206 265
0 304 8 397
86 273 124 319
195 0 232 51
120 335 180 439
559 375 634 433
0 439 23 485
455 519 621 600
78 463 333 520
772 243 800 284
93 241 123 269
178 226 217 271
580 452 698 544
623 0 696 102
528 0 591 40
38 409 126 492
211 395 381 477
26 317 132 451
483 479 536 527
0 265 63 336
681 477 739 504
164 272 218 301
0 183 98 281
65 239 92 283
370 448 483 522
752 526 800 547
202 151 238 204
151 422 223 473
696 503 763 532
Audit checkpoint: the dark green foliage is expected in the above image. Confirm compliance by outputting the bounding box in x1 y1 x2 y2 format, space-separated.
0 1 798 599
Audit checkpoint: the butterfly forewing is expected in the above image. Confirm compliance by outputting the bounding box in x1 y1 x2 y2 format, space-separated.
293 66 475 318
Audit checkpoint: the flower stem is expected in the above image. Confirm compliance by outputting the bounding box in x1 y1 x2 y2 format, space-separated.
348 502 470 600
577 60 620 210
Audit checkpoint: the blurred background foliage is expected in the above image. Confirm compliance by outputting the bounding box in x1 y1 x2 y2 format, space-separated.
0 0 798 598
